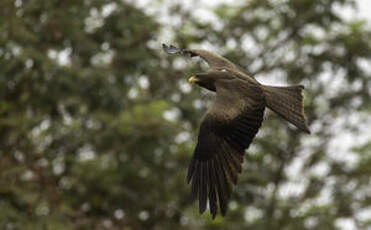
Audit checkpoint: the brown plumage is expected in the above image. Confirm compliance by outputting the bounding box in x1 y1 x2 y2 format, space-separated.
163 44 310 219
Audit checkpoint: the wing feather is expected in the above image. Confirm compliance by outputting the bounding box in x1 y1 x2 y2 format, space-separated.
214 154 230 216
218 147 238 185
187 80 265 218
187 156 196 183
221 141 242 174
199 162 207 214
190 161 200 201
208 159 218 218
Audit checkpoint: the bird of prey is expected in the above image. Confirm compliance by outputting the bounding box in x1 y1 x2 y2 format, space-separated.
163 44 310 219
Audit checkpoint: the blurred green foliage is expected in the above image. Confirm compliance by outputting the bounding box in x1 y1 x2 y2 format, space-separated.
1 0 371 229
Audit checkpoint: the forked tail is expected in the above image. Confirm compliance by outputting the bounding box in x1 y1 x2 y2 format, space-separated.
262 85 310 134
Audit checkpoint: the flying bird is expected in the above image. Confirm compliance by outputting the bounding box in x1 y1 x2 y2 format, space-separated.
162 43 310 219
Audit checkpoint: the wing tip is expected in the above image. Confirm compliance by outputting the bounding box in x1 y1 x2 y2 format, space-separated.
162 43 183 54
199 205 207 214
303 126 311 134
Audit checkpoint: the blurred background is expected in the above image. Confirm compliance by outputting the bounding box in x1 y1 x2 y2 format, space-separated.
1 0 371 229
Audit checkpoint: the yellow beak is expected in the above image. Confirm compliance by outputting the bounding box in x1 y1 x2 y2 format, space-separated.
188 76 199 84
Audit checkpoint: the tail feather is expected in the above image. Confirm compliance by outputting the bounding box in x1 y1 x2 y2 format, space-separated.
262 85 310 134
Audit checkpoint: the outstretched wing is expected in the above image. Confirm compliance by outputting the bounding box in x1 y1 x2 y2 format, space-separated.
187 79 265 218
162 43 257 83
162 43 237 70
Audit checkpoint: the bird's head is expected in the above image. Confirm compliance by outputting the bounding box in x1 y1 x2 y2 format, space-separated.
188 71 233 92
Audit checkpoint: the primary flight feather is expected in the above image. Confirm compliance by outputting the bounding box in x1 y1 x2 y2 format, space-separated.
163 43 310 219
